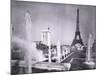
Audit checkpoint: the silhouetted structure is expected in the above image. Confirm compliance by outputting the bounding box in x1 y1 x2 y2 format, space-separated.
71 8 84 46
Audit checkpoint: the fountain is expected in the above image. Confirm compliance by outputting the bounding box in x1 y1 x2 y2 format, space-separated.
24 11 47 73
84 34 95 69
24 10 33 74
12 11 45 74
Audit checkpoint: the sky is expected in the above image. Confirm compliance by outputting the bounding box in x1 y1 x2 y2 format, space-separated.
11 1 96 45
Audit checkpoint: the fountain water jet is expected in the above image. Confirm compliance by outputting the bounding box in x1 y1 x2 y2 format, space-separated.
12 11 45 73
24 11 47 73
84 34 95 68
25 11 33 73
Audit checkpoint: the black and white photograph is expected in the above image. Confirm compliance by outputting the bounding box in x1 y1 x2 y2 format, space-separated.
11 0 96 74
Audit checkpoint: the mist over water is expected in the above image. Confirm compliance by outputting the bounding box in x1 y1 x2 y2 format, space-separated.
12 11 45 63
12 36 45 62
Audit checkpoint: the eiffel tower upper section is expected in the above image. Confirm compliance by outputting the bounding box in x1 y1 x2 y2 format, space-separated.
76 8 80 32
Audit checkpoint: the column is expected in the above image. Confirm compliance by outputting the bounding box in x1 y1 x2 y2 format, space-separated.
57 40 61 63
48 31 51 63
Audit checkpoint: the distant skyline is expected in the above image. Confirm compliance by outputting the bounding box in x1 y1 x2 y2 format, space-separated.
11 1 96 45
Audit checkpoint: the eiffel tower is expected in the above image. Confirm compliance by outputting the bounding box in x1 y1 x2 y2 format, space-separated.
71 8 84 46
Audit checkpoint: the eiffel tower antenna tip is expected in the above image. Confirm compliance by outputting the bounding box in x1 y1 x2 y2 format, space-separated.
48 27 50 30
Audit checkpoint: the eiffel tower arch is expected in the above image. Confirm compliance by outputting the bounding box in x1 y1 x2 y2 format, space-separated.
71 8 84 50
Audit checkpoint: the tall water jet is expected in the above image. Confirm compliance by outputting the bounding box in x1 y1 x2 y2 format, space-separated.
84 34 95 68
24 11 46 73
25 11 32 73
87 34 92 62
